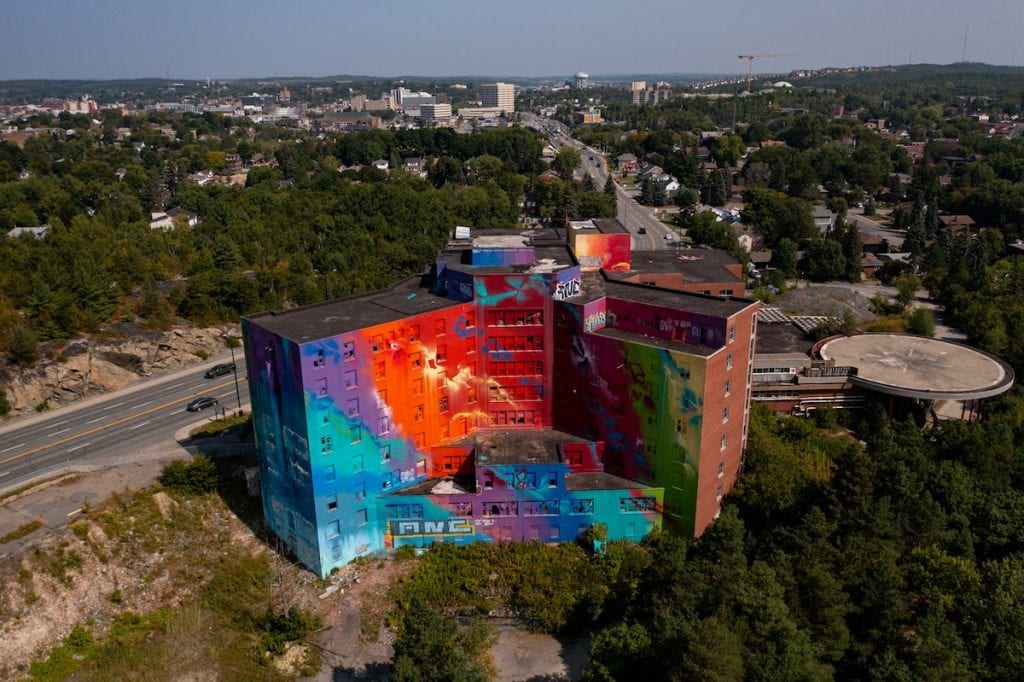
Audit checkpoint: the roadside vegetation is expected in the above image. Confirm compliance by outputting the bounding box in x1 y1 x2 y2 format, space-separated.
0 456 321 681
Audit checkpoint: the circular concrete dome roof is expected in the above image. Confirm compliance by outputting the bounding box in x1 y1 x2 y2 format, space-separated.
819 334 1014 400
575 71 588 78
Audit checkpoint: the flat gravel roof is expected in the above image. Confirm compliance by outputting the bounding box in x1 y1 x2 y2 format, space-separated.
820 334 1015 400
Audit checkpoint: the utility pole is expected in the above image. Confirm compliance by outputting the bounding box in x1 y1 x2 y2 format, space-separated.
225 335 244 416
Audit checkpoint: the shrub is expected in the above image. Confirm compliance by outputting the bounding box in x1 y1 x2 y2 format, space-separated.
906 308 936 337
0 386 10 416
256 607 321 655
159 455 218 495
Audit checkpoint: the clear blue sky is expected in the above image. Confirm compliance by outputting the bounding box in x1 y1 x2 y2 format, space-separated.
1 0 1021 80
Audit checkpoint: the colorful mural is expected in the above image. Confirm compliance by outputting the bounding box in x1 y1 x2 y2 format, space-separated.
244 239 756 576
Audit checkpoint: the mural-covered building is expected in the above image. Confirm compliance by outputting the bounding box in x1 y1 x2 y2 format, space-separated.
243 227 758 576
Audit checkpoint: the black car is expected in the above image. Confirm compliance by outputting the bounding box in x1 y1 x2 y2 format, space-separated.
204 363 236 379
186 396 218 412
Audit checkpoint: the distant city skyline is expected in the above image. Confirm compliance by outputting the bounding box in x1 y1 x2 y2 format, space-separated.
1 0 1021 81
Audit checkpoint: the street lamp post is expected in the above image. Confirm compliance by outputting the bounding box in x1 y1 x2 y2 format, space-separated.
225 336 244 416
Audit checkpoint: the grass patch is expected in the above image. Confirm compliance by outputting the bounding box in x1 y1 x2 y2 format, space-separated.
188 412 252 440
1 519 43 544
0 474 79 504
863 314 908 333
43 544 84 586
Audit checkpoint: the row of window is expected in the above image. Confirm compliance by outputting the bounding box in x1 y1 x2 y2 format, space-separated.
489 409 544 426
487 360 544 377
487 309 543 327
488 384 544 402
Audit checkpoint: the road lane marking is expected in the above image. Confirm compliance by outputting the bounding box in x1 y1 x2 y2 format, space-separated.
46 420 69 428
127 420 151 431
67 508 81 517
49 428 70 435
0 443 26 453
0 472 8 478
86 416 106 424
67 442 91 452
0 377 238 467
136 400 151 407
102 402 124 411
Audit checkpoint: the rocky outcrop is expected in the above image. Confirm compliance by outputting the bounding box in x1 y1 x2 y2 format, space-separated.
0 324 240 414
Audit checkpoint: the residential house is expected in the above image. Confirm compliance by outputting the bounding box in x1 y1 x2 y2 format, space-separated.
939 214 976 235
149 208 199 231
616 153 638 174
6 225 50 239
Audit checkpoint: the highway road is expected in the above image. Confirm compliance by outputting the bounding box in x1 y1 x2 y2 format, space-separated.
523 113 678 250
0 356 248 493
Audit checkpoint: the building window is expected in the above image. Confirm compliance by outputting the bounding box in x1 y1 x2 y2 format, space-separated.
412 378 423 395
376 390 387 408
313 349 325 368
342 341 355 360
320 435 333 454
549 526 560 540
319 409 329 425
482 501 518 517
435 318 446 336
378 416 390 435
439 395 448 413
548 474 558 488
385 504 424 519
619 497 657 512
569 499 595 515
725 379 732 396
716 485 724 502
356 508 368 526
411 352 423 369
346 398 359 416
327 495 338 511
408 324 420 342
414 404 424 421
468 386 477 403
351 426 362 444
722 406 729 423
325 465 336 482
355 483 366 501
718 461 725 478
380 444 391 462
374 362 385 380
316 378 328 397
344 369 357 388
726 353 734 370
436 370 447 388
436 345 447 363
729 325 736 342
371 335 384 352
326 520 340 539
352 454 364 472
720 434 727 450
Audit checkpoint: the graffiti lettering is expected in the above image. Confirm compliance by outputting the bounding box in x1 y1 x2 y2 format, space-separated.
553 277 581 301
390 518 474 537
584 310 616 333
658 318 694 333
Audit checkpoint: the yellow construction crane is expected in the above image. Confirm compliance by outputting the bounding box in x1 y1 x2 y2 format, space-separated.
737 54 794 93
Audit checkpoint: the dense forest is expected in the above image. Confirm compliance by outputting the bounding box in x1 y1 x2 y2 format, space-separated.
388 402 1024 681
0 117 614 370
